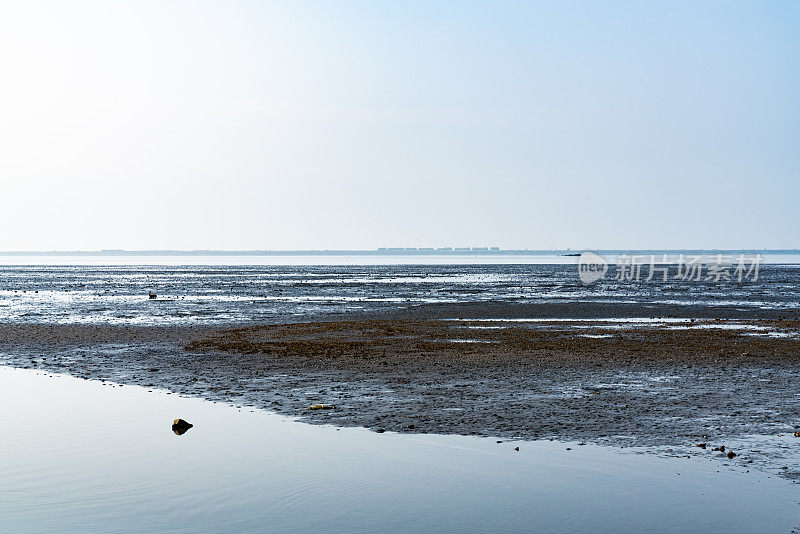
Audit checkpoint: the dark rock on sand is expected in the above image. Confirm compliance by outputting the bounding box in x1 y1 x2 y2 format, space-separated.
172 418 193 435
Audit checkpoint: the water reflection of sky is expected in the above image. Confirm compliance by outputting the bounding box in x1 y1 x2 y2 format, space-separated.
0 367 797 533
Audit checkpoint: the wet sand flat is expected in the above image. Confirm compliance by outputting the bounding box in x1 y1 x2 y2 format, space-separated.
1 302 799 479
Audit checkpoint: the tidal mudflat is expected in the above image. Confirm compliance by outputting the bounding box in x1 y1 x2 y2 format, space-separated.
2 267 800 531
2 305 800 483
0 366 798 533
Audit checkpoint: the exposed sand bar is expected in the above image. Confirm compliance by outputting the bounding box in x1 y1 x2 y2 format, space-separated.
1 302 799 478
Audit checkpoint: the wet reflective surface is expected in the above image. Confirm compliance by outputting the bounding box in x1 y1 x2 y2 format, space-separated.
0 367 796 533
0 260 799 325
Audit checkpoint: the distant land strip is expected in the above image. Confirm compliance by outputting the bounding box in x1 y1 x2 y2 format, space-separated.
0 249 797 256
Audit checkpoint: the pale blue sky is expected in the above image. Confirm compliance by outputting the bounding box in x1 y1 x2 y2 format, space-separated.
0 1 797 250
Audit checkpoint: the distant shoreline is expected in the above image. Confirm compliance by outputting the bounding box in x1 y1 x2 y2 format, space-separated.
0 248 797 256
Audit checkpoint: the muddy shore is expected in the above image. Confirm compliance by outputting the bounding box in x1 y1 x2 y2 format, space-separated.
1 301 799 478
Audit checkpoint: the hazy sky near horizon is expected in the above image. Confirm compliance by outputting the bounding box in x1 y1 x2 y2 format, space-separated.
1 1 798 250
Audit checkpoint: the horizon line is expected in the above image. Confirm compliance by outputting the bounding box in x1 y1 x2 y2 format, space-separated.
0 248 797 256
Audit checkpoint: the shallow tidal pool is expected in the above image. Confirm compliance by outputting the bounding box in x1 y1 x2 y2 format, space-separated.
0 366 797 533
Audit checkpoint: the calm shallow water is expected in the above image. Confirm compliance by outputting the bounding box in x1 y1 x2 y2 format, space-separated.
0 257 798 325
0 367 797 533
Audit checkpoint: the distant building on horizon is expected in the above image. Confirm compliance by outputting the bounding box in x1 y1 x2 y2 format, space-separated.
375 246 503 254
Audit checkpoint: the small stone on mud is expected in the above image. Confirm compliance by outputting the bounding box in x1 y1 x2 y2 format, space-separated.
171 418 193 435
